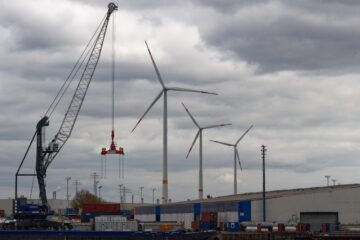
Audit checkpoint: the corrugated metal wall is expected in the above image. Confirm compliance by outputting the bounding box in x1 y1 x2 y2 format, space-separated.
161 203 193 213
134 206 154 215
201 201 237 212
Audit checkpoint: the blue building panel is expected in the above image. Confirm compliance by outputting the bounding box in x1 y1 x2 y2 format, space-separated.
238 200 251 222
193 203 201 221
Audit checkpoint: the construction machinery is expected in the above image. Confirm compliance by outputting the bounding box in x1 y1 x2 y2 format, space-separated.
13 2 117 229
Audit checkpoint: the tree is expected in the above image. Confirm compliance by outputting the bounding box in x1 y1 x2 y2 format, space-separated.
71 189 103 210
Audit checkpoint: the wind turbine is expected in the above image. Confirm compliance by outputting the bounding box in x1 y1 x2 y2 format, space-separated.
182 102 231 199
210 125 253 195
132 41 217 203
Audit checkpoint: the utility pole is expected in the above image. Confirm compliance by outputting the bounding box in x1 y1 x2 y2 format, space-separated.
123 186 126 203
91 172 99 196
152 188 156 205
72 179 81 195
118 184 123 203
140 186 144 204
261 145 267 222
98 185 102 200
325 176 330 187
65 177 71 210
332 179 336 186
53 191 56 200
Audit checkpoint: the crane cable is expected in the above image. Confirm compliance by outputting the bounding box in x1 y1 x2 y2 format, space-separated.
44 14 107 118
112 11 116 132
30 15 107 198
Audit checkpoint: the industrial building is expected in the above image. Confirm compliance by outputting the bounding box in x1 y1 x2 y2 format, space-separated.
134 184 360 231
1 184 359 232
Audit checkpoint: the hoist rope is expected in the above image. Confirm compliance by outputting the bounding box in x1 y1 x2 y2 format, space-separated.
44 14 107 118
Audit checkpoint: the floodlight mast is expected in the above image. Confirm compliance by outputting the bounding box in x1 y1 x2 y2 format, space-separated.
132 42 217 203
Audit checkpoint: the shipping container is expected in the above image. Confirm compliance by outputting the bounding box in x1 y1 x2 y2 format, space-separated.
82 213 94 223
82 203 120 213
71 222 93 231
200 221 217 230
191 220 200 231
95 215 127 223
225 222 240 232
139 221 184 232
201 212 217 222
95 220 138 231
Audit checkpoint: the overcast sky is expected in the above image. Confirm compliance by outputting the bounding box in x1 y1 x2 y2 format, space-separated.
1 0 360 204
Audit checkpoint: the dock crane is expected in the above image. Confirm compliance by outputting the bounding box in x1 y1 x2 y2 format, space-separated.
14 3 117 229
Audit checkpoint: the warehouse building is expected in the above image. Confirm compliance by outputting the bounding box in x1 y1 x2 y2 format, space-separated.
134 184 360 230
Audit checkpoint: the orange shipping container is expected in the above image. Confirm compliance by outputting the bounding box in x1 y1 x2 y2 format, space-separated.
159 225 175 231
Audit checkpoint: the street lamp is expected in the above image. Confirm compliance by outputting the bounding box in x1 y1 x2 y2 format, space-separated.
65 177 71 209
98 185 103 200
140 186 144 204
151 188 156 205
118 184 123 203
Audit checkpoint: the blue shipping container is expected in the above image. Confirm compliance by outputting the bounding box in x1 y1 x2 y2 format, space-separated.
201 221 217 230
225 222 240 232
82 213 94 223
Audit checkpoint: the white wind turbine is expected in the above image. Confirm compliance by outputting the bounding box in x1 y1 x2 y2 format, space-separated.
210 125 253 195
182 102 231 199
132 41 217 203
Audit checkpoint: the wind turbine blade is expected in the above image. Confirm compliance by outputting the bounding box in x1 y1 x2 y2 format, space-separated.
168 87 217 95
236 125 253 145
131 90 164 132
203 123 232 129
236 148 242 171
209 139 234 147
145 41 166 89
182 102 200 128
186 130 200 158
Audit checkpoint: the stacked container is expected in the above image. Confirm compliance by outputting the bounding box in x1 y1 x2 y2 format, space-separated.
95 215 138 231
81 203 122 223
140 222 184 232
224 222 240 232
200 212 217 230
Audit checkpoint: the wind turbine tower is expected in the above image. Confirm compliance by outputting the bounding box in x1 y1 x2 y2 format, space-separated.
182 103 231 199
210 125 253 194
132 41 217 203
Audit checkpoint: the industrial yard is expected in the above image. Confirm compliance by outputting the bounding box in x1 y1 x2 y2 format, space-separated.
2 0 360 239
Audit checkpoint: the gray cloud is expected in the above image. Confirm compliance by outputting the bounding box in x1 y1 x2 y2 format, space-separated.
195 1 360 72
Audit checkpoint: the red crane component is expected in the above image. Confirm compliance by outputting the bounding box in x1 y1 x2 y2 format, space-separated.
100 11 124 179
101 130 124 155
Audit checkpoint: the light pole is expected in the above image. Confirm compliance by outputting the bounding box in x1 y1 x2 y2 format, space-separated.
332 179 336 186
261 145 267 222
151 188 156 205
95 180 99 197
140 186 144 204
118 184 123 203
98 185 102 200
123 186 126 203
65 177 71 209
325 176 330 186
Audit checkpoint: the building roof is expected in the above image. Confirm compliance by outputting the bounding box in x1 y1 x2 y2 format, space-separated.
169 183 360 205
